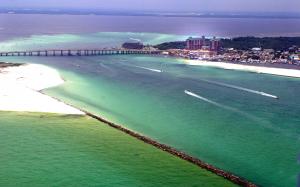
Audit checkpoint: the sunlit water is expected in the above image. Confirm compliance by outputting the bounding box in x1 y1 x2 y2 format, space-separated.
1 14 300 41
1 32 300 187
0 112 235 187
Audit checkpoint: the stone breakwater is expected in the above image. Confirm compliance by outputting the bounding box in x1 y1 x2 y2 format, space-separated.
44 92 256 186
27 62 257 186
84 111 257 187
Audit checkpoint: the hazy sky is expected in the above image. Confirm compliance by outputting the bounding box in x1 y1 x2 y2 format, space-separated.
1 0 299 13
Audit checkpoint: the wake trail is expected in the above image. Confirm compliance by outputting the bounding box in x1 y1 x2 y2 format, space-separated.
133 65 162 73
117 62 162 73
200 79 278 99
184 90 223 107
184 90 260 121
184 90 298 139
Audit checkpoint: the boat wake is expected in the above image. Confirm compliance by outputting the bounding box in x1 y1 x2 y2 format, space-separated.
201 79 278 99
184 89 298 139
184 90 222 107
184 90 260 120
117 62 162 73
134 65 162 73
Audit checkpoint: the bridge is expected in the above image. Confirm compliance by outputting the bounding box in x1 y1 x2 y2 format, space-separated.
0 49 162 57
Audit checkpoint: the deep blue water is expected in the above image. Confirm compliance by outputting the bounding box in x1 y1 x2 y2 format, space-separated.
0 14 300 42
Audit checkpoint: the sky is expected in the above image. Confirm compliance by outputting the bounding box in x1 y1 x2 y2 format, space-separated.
0 0 299 13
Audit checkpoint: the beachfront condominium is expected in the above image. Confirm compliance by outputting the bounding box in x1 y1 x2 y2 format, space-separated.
186 36 220 51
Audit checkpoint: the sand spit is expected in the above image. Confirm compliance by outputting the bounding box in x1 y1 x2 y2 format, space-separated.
0 63 84 115
186 60 300 78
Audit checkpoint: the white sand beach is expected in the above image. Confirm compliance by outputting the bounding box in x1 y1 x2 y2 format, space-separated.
0 63 84 115
185 60 300 78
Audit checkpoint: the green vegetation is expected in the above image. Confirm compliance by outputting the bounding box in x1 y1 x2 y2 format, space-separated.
154 41 186 50
154 37 300 51
220 37 300 50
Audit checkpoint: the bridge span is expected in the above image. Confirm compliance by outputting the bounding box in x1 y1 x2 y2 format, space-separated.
0 49 162 57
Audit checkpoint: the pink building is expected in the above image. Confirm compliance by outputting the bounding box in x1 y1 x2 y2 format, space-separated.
186 36 206 50
186 36 220 51
210 37 220 51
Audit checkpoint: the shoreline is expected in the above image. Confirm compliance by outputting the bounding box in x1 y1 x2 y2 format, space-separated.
185 59 300 78
0 62 256 186
0 63 84 115
184 60 300 78
47 94 256 187
85 111 257 187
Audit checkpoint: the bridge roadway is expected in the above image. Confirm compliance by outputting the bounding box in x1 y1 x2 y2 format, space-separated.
0 49 162 57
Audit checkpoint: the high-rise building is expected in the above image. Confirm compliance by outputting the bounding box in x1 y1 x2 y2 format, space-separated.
186 36 220 51
210 37 220 51
186 36 206 50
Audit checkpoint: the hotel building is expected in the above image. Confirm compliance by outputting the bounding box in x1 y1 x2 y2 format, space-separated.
186 36 220 51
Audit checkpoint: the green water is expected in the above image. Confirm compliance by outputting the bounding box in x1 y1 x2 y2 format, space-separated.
0 32 188 52
1 32 300 186
0 111 235 187
45 56 300 187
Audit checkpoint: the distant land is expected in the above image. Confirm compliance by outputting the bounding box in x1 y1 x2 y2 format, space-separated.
155 37 300 51
1 7 300 19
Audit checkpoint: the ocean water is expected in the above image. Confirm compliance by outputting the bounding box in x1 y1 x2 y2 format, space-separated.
0 32 188 52
0 16 300 186
0 111 236 187
2 51 299 187
1 14 300 41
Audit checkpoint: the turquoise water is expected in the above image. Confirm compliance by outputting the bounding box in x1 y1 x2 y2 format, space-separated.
1 32 300 186
0 112 236 187
0 32 188 52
